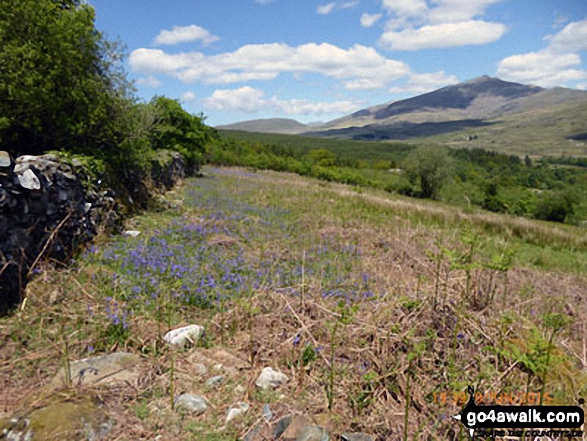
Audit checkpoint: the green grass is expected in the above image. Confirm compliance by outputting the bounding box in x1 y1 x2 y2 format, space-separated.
425 100 587 157
1 166 586 440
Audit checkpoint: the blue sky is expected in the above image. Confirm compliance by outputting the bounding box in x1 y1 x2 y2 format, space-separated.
89 0 587 126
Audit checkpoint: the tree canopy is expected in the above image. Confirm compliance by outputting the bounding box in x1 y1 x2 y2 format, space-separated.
0 0 128 156
0 0 214 174
404 145 452 199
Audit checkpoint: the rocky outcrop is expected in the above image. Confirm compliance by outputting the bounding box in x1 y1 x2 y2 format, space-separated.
150 150 186 190
0 150 187 315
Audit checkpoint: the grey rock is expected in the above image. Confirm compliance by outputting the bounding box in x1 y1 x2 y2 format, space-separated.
341 433 376 441
256 367 288 390
296 425 329 441
17 169 41 190
174 393 208 416
262 403 273 422
273 414 293 439
205 375 225 388
0 151 12 168
4 396 112 441
50 352 142 389
225 401 249 423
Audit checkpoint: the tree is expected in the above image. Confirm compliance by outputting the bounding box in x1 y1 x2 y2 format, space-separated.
150 97 217 174
0 0 129 156
306 149 336 167
534 190 578 223
404 146 452 199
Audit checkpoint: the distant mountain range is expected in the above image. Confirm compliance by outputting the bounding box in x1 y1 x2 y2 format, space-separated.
216 76 587 155
216 118 310 134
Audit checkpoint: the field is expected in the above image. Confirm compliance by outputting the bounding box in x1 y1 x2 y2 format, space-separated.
215 130 587 226
1 167 586 440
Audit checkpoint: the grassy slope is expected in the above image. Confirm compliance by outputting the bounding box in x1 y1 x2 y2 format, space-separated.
426 100 587 157
308 99 587 157
1 168 586 439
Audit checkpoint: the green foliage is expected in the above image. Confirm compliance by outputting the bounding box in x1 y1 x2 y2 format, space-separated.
212 131 587 225
151 97 218 173
306 148 336 166
0 0 218 203
404 145 453 199
534 190 578 223
0 0 128 156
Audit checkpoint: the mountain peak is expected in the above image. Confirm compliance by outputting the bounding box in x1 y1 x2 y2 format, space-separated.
365 76 543 120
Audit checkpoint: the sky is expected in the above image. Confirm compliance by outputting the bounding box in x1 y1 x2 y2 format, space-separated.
88 0 587 126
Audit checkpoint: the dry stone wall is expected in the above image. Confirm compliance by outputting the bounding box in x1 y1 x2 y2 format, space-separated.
0 150 187 315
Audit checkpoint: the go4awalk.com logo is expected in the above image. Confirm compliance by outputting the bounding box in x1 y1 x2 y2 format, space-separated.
453 386 585 439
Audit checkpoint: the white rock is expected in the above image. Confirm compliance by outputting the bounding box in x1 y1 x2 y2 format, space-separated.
123 230 141 237
17 169 40 190
226 401 249 423
255 367 288 390
164 325 205 348
174 393 207 415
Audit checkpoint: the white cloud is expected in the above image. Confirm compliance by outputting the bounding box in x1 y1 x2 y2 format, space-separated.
361 13 383 28
181 91 196 102
497 51 586 87
546 19 587 53
378 0 506 50
382 0 427 19
340 1 359 9
153 25 219 46
202 86 361 115
388 71 459 94
427 0 504 24
318 2 336 15
344 78 387 90
130 42 410 86
496 18 587 88
135 76 162 88
380 20 506 50
203 87 266 113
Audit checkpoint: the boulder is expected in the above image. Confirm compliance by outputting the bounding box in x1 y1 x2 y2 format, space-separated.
1 396 112 441
50 352 142 389
164 324 205 348
256 367 288 390
174 394 208 416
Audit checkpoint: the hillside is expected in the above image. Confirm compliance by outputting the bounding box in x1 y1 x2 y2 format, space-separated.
321 76 587 129
216 77 587 156
310 76 587 156
2 167 586 440
216 118 310 134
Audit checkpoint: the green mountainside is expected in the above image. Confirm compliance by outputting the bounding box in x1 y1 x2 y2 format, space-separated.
219 77 587 157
